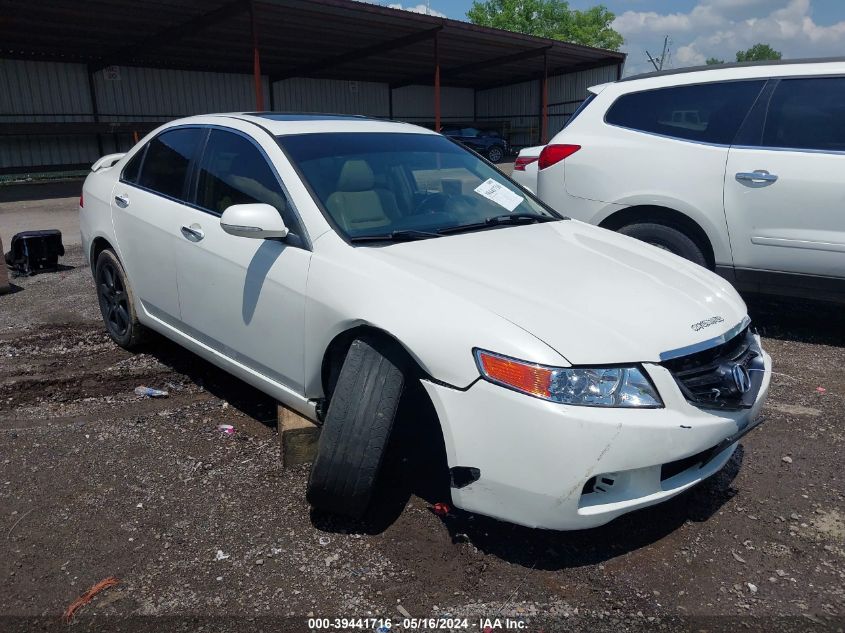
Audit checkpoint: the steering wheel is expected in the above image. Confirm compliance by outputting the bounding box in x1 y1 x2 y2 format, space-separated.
414 192 449 215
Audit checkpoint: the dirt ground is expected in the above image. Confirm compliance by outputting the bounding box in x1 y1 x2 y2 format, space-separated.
1 189 843 632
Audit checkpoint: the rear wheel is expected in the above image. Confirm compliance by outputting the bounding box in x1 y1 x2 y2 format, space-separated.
486 145 504 163
95 249 147 350
307 337 406 518
618 222 708 268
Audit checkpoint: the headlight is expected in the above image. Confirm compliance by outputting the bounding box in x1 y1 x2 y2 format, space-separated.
474 349 662 408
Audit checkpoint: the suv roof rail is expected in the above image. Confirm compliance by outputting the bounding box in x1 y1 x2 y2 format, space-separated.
619 56 845 82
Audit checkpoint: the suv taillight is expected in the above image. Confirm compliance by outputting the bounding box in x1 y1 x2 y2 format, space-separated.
513 156 538 172
538 144 581 170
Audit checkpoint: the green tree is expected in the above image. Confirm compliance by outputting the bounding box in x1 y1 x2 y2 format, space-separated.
736 43 782 62
467 0 623 51
705 57 724 65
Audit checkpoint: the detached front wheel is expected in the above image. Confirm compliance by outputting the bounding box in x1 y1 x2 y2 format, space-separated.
95 249 147 350
307 337 406 519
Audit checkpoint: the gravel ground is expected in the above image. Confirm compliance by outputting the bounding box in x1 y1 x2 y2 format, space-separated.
0 241 843 632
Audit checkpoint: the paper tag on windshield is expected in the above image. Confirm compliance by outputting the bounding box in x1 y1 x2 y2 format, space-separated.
473 178 524 212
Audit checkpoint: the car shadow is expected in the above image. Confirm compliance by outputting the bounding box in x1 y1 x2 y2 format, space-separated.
428 446 743 570
745 294 845 347
242 240 285 325
140 333 279 428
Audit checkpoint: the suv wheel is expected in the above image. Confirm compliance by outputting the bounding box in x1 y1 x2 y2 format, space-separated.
307 337 406 518
618 222 708 268
95 249 148 349
486 145 504 163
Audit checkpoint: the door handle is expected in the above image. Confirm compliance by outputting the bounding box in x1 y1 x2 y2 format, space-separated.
735 170 778 184
180 225 205 242
114 194 130 208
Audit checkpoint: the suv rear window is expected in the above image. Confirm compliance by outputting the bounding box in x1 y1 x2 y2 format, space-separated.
605 80 765 144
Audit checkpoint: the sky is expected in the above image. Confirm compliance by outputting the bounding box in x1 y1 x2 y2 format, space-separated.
362 1 845 75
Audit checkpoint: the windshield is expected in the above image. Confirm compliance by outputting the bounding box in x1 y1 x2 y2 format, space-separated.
277 132 558 241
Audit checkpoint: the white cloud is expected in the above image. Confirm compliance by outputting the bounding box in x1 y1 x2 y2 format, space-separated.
614 0 845 75
386 3 447 18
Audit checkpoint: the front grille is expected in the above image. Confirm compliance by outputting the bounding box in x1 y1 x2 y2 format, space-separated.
662 327 763 410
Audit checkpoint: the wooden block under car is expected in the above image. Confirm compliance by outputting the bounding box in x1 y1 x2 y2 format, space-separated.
278 404 320 468
0 236 10 294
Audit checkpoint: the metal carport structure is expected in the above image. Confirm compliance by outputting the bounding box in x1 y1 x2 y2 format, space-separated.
0 0 625 173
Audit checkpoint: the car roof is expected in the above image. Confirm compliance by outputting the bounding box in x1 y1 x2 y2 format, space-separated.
616 56 845 88
175 112 440 137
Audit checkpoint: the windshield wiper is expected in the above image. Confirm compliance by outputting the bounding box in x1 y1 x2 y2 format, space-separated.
437 213 557 235
349 229 443 243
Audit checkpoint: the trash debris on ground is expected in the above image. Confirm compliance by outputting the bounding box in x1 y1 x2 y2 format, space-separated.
432 502 451 516
217 424 235 435
782 455 793 464
5 229 65 276
215 550 230 561
134 386 169 398
318 536 331 546
62 576 119 623
815 386 826 394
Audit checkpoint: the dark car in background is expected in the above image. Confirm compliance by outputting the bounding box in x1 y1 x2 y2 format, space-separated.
442 127 509 162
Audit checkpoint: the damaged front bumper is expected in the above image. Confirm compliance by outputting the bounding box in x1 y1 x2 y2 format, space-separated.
422 348 771 531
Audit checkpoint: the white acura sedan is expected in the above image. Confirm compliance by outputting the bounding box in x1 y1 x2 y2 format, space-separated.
80 113 771 530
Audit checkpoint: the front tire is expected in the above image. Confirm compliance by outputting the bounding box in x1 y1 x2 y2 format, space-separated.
307 337 406 519
95 249 147 350
618 222 708 268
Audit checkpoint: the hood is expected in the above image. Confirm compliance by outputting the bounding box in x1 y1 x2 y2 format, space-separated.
366 220 747 365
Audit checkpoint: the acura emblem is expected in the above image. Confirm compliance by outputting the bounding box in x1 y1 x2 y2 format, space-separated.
731 364 752 394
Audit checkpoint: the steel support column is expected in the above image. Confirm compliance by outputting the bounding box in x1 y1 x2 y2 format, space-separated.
250 0 264 111
86 64 104 156
434 31 441 131
540 51 549 144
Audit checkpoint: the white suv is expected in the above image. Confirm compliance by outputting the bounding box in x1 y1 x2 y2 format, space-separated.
537 58 845 303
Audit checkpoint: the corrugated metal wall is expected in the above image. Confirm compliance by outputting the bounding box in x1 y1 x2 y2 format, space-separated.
391 85 474 122
475 78 540 148
547 64 619 138
1 58 620 171
94 66 267 121
0 59 98 169
475 63 620 147
273 78 389 116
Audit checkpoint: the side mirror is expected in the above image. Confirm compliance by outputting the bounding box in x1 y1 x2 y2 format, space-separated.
220 203 289 240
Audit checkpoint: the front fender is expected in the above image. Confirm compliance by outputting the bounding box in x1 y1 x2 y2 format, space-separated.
302 234 568 398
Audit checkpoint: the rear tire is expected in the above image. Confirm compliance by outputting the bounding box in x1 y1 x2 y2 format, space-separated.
307 337 406 518
618 222 708 268
95 249 147 350
486 146 505 163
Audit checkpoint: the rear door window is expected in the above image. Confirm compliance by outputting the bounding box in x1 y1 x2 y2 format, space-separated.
137 128 204 200
762 77 845 152
605 80 765 144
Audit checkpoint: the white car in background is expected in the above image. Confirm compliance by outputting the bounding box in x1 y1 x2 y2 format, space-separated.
537 58 845 304
510 145 542 192
80 113 770 531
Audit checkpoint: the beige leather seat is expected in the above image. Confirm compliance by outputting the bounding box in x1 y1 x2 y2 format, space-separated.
326 160 399 233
